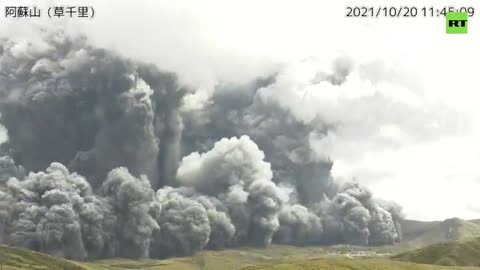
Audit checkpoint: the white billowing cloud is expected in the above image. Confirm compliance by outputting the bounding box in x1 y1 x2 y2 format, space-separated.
0 124 7 145
253 53 480 221
0 113 7 144
1 0 479 221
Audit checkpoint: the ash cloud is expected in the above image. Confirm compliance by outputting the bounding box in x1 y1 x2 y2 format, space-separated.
0 31 403 260
0 120 7 145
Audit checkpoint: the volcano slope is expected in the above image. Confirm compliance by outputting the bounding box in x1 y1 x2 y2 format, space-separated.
393 236 480 267
2 244 480 270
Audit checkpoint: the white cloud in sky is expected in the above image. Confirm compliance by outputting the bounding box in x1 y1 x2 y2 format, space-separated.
1 0 479 221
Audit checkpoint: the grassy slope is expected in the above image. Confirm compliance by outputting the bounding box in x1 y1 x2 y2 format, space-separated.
239 257 480 270
393 237 480 267
0 245 86 270
400 218 480 249
4 217 480 270
3 244 480 270
84 245 330 270
458 222 480 239
469 220 480 225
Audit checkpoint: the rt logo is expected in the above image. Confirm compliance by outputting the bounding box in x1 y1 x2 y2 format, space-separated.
446 12 468 34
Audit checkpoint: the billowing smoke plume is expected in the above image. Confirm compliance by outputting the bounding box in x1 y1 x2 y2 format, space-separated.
100 167 158 258
0 31 403 260
275 204 323 245
2 162 108 260
151 187 211 257
313 183 401 245
177 136 287 246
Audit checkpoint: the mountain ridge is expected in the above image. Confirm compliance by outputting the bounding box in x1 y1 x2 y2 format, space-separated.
392 236 480 266
400 218 480 248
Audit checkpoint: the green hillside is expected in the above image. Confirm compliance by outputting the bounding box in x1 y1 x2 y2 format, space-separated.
2 244 480 270
1 244 330 270
400 218 480 248
0 245 86 270
239 257 480 270
4 219 480 270
469 220 480 225
393 237 480 267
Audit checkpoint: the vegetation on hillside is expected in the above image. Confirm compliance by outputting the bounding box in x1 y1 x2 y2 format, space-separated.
0 245 85 270
400 218 480 248
4 228 480 270
393 236 480 266
238 257 480 270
